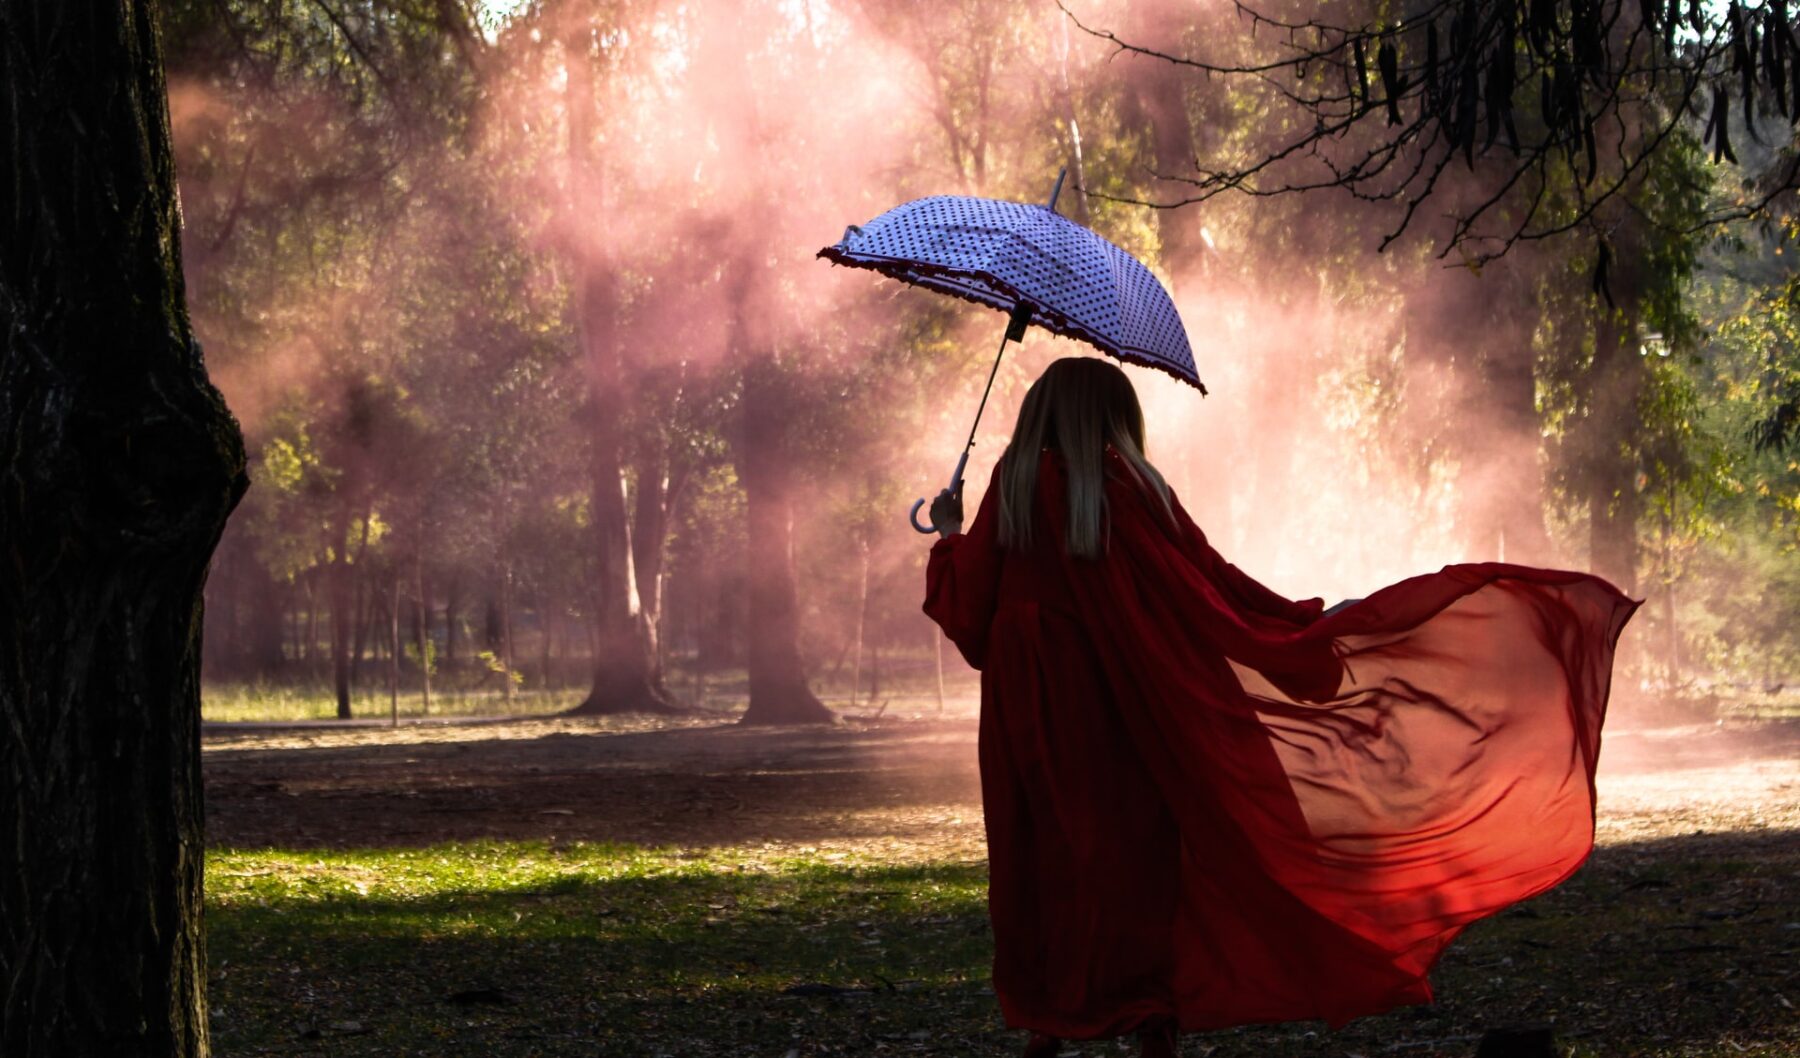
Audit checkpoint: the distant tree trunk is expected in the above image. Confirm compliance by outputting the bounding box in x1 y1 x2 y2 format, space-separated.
500 559 516 706
537 588 553 689
248 564 286 672
850 540 871 708
351 574 371 677
483 592 503 651
1407 266 1554 565
736 354 833 725
0 3 247 1054
443 575 463 668
1119 9 1240 541
389 573 401 727
329 515 354 719
631 454 689 688
1588 302 1644 595
562 32 677 717
303 575 319 670
414 555 431 714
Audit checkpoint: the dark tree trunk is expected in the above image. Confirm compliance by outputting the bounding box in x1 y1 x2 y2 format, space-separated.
1119 7 1239 541
0 3 247 1055
1410 266 1554 565
302 575 318 669
499 559 516 706
328 515 354 719
247 561 286 672
388 572 402 727
443 575 463 668
413 555 431 712
483 592 503 651
562 33 677 717
1588 303 1644 595
736 355 833 725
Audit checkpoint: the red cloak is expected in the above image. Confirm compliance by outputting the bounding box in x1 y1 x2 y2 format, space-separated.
923 451 1637 1037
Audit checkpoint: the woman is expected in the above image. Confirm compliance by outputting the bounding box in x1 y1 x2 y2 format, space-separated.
923 357 1636 1058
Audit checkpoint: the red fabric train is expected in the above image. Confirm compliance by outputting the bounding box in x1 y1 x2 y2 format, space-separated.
924 451 1637 1037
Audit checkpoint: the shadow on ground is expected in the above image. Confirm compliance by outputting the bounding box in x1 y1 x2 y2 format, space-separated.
204 828 1800 1058
203 717 1800 854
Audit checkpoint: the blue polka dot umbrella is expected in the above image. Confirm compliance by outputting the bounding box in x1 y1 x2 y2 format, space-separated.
818 171 1205 533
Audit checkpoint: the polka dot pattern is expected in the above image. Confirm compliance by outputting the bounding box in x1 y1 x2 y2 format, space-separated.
818 195 1204 393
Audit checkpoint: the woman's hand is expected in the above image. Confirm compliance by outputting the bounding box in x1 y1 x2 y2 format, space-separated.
928 486 964 538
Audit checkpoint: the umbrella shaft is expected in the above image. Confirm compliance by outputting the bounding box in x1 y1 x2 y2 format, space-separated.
953 327 1013 492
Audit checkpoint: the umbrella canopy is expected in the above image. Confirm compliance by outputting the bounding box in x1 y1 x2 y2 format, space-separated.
818 194 1205 394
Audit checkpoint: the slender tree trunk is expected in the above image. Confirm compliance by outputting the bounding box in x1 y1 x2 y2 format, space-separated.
389 573 401 728
248 562 286 672
850 541 870 708
351 573 371 677
736 354 833 725
561 34 677 717
414 554 431 714
0 3 248 1053
537 589 552 690
443 575 462 668
500 559 515 707
329 517 354 719
303 576 317 669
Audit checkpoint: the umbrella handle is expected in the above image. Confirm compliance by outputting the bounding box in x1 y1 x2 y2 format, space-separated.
908 450 971 535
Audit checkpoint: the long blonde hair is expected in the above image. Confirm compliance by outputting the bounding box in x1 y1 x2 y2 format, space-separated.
997 357 1174 559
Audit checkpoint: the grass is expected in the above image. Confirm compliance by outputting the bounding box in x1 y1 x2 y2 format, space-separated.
202 659 983 724
204 835 1800 1058
201 683 585 723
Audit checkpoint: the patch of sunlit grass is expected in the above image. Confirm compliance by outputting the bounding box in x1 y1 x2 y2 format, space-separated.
203 832 1799 1058
201 682 584 723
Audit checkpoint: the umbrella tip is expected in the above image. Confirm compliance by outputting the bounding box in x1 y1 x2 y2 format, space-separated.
1045 168 1068 213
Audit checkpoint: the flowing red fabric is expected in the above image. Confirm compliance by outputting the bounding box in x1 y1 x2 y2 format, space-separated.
923 452 1637 1038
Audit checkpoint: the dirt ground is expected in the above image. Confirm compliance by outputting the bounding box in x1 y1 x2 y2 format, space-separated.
202 711 1800 860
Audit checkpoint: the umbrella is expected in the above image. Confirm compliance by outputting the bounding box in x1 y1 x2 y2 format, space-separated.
818 170 1205 533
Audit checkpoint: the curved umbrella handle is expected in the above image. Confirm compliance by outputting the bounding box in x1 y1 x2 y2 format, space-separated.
908 498 935 535
907 450 972 535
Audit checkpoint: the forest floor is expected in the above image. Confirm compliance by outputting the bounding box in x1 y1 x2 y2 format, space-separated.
202 712 1800 1058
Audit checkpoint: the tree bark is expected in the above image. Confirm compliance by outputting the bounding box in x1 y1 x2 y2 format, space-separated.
388 572 401 727
329 508 355 718
413 554 431 713
1588 303 1644 594
500 558 515 706
443 575 463 668
0 3 248 1055
850 540 871 709
736 355 833 725
561 29 677 717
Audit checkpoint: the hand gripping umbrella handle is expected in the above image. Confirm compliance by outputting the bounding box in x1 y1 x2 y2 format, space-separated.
907 301 1029 535
909 450 971 535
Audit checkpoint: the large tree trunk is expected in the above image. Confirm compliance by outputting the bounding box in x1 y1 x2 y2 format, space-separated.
1411 265 1554 565
736 355 833 725
1588 302 1644 595
562 30 677 717
0 3 247 1055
